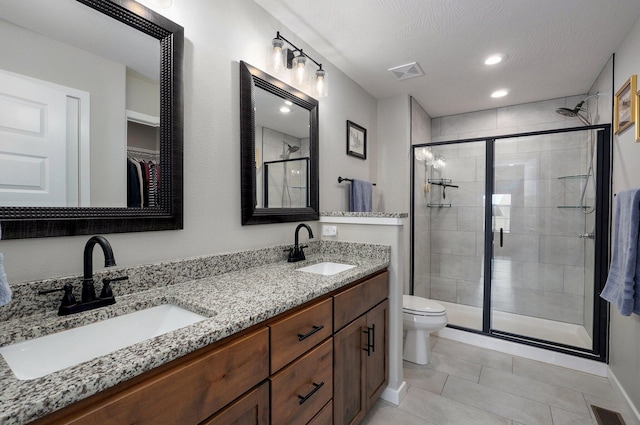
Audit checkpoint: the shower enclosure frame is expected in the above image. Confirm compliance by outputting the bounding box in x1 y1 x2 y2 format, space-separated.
410 124 611 362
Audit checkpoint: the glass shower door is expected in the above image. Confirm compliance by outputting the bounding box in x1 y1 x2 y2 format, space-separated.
490 130 595 349
413 141 486 331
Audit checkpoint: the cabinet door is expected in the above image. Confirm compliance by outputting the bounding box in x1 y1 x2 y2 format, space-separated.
200 382 269 425
333 315 367 425
365 299 388 409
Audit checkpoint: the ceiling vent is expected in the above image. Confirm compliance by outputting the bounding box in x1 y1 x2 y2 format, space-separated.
388 62 424 81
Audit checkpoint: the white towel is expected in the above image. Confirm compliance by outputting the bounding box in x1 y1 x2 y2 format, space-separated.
0 253 11 307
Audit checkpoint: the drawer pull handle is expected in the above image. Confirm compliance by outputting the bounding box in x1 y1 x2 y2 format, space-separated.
298 382 324 405
371 324 376 353
297 325 324 341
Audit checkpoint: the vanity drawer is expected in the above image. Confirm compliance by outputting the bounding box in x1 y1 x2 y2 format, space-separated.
308 400 333 425
269 297 332 373
270 338 333 425
334 271 388 331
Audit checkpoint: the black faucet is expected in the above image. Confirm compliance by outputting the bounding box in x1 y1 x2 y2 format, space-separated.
287 223 314 263
83 235 116 303
39 236 127 315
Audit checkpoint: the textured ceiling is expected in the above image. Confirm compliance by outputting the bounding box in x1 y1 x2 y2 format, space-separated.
254 0 640 117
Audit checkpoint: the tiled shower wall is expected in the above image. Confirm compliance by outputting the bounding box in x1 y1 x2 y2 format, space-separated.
415 95 595 325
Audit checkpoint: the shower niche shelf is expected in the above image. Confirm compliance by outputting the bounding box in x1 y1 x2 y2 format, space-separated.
556 174 590 209
426 179 457 208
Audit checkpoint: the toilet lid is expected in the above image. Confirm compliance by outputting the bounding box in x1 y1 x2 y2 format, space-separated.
403 295 446 315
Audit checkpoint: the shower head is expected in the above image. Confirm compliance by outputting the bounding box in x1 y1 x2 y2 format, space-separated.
286 143 300 153
281 142 300 159
555 101 591 125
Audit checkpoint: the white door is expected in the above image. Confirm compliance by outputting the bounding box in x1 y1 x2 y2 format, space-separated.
0 70 68 206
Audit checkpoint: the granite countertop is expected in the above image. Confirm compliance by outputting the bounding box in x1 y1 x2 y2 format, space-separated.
320 211 408 218
0 250 389 425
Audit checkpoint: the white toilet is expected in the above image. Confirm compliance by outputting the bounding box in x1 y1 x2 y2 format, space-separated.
403 295 448 365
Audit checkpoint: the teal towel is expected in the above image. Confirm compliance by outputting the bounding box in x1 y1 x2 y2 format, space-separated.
0 253 11 307
601 188 640 316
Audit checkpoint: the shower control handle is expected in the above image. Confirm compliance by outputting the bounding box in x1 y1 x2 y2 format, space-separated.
579 232 595 240
499 228 504 248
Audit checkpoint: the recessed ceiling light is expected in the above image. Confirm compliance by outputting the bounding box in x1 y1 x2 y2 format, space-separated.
284 100 293 106
491 89 509 98
484 54 507 66
280 106 291 113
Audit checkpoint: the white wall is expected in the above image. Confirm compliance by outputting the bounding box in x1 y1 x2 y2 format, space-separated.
608 14 640 417
0 0 378 283
378 95 411 213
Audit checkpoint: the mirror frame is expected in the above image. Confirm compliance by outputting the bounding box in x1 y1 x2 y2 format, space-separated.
0 0 183 239
239 61 319 225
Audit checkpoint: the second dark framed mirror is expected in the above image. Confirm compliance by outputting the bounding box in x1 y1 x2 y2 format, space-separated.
240 61 319 225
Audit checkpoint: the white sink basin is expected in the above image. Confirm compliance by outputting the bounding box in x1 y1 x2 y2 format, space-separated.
0 304 207 380
296 262 356 276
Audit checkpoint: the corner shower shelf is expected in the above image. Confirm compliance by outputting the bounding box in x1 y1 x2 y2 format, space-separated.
557 174 590 209
557 174 589 180
428 178 459 188
427 203 452 208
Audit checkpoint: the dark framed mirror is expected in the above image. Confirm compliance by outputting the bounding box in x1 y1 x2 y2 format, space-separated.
0 0 183 239
239 61 319 225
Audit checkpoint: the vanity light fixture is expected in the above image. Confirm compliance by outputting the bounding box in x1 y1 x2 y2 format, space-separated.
491 89 509 98
269 31 328 98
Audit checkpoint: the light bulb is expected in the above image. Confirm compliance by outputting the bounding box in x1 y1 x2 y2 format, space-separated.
315 69 328 97
292 54 307 86
269 38 285 73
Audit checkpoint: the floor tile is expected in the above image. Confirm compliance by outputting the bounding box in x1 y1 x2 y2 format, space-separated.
550 406 598 425
432 336 513 372
403 361 449 394
399 385 512 425
479 366 590 417
424 351 482 383
441 375 553 425
361 399 434 425
512 357 617 401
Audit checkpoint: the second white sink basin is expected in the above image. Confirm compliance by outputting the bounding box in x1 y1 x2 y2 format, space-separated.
0 304 207 380
296 262 356 276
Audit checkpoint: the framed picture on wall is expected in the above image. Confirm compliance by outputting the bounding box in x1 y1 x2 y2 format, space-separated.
636 88 640 142
614 74 636 134
347 120 367 160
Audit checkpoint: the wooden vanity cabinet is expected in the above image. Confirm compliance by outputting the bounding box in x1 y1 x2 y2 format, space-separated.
333 271 389 425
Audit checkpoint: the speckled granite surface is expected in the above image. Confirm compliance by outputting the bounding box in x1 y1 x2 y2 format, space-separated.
320 211 408 218
0 241 389 425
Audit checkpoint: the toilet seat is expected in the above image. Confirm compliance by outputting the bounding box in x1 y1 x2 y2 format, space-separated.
403 295 446 316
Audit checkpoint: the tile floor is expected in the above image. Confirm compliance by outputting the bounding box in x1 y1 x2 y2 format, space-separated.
362 336 635 425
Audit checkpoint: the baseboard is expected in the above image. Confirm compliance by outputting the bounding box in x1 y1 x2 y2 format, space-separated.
380 380 408 405
608 367 640 425
437 327 608 376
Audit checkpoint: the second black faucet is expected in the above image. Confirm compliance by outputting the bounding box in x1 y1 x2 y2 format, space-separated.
288 223 314 263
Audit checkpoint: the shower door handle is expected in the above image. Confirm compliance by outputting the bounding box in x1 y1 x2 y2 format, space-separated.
499 228 503 247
